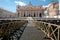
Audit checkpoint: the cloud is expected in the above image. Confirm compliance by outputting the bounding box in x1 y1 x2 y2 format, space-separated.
14 1 26 6
43 3 51 8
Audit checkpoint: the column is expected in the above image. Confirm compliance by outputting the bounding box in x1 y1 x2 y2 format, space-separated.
21 11 22 17
27 11 28 17
28 11 29 17
25 11 27 17
32 11 34 17
36 11 38 17
19 11 21 17
23 11 24 17
21 11 24 17
38 11 39 17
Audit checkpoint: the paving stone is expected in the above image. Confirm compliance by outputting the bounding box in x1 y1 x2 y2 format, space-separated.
20 21 50 40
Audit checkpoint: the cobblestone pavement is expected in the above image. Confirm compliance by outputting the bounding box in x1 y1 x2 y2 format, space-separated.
20 21 50 40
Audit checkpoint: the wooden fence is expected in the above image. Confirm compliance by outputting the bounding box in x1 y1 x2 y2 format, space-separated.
32 20 60 40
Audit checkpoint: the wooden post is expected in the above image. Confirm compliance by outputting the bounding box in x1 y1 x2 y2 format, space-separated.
47 23 51 37
58 26 60 40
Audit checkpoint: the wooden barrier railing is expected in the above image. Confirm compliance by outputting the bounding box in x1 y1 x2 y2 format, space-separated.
32 20 60 40
0 21 26 39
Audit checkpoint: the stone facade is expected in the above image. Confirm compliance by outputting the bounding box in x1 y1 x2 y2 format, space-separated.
0 2 59 18
0 8 17 18
45 2 59 18
16 2 44 17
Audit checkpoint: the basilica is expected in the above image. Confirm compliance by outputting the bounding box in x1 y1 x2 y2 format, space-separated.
16 2 44 17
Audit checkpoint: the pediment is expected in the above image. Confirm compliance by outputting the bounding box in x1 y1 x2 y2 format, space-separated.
24 6 34 10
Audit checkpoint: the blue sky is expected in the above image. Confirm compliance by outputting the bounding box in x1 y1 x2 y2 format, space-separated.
0 0 58 12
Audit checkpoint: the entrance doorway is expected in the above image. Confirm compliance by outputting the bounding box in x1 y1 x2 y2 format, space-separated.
39 13 42 17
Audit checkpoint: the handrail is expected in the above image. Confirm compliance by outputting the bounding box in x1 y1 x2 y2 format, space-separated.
32 20 60 40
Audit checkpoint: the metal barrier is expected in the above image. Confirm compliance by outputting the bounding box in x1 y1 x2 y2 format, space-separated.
32 20 60 40
0 21 26 39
